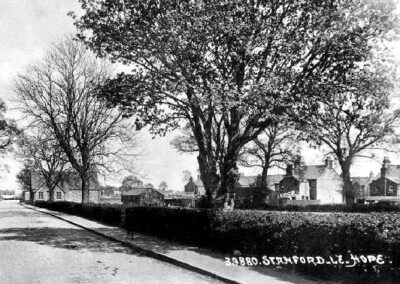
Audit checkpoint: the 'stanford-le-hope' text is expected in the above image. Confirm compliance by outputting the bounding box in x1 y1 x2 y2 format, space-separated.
225 254 389 268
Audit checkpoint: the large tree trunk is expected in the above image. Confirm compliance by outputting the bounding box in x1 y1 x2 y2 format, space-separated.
80 171 90 204
260 167 268 190
339 161 354 205
49 187 55 202
197 154 220 207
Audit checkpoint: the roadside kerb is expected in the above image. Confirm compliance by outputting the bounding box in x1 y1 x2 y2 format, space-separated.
21 203 242 284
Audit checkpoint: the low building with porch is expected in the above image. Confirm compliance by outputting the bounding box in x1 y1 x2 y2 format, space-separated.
368 157 400 202
121 187 164 206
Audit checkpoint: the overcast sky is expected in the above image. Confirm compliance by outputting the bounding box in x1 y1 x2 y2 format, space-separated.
0 0 398 192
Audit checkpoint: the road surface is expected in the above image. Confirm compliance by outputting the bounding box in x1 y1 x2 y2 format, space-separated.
0 200 223 284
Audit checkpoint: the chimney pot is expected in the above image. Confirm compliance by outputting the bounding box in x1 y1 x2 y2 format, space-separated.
325 157 333 169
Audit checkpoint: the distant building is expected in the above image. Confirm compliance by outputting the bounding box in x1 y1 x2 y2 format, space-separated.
23 170 101 203
121 187 164 206
279 157 344 205
368 157 400 202
184 177 201 195
351 173 373 203
184 174 284 206
164 191 196 208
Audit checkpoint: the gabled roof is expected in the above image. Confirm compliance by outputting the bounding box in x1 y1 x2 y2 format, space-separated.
30 169 100 192
31 171 65 193
192 174 285 190
373 165 400 184
293 165 326 180
61 170 100 191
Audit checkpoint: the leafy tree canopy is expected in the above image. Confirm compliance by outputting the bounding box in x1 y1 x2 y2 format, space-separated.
72 0 399 204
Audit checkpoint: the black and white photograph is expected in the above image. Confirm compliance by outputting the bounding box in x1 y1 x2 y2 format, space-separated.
1 0 400 283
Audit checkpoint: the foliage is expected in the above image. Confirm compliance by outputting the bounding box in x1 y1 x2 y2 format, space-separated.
158 181 168 190
71 0 399 205
14 37 138 203
34 200 400 280
120 175 143 192
16 167 31 191
16 131 69 201
0 99 20 151
301 53 400 204
124 206 211 245
239 121 300 189
34 201 122 226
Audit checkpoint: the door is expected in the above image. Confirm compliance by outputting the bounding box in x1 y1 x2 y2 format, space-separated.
309 180 317 200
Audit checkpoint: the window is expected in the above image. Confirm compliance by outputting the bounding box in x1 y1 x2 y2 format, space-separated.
38 192 44 199
56 192 62 199
301 196 305 200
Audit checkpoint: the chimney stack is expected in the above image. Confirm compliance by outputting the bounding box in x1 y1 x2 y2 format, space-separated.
381 156 390 178
286 164 293 176
369 171 374 181
325 156 333 169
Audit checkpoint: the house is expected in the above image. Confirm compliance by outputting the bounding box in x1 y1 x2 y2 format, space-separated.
184 176 206 196
279 157 344 205
121 187 164 206
23 170 101 203
184 177 201 195
23 171 65 202
368 157 400 202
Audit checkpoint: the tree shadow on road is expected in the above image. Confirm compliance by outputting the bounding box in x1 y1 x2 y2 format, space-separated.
0 227 140 254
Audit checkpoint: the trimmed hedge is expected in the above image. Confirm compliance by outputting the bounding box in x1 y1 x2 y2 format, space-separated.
124 207 400 279
245 203 400 213
124 206 211 245
34 201 122 226
33 201 400 280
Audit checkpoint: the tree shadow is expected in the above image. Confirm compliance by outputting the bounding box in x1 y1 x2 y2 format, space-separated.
95 227 188 255
0 227 139 254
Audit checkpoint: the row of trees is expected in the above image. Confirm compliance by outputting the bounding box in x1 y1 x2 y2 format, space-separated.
70 0 399 206
15 38 139 203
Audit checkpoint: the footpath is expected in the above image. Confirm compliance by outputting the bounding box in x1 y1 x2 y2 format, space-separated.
22 203 321 284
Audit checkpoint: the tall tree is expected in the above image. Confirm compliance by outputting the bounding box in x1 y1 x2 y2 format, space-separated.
14 37 137 204
303 56 399 204
239 121 299 189
17 131 68 202
72 0 398 205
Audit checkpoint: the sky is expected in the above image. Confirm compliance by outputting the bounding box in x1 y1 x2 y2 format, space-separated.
0 0 399 193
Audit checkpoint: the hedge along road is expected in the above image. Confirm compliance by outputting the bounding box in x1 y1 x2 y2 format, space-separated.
0 200 224 284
